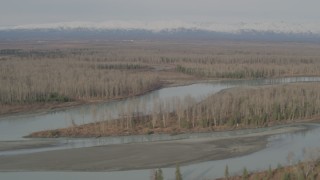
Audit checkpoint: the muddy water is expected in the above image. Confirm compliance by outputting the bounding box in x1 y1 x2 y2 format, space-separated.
0 76 319 141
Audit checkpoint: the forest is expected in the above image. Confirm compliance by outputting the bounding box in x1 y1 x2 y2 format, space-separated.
1 41 320 136
1 41 320 105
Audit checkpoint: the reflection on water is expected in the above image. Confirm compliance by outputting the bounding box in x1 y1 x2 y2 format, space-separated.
0 76 320 141
1 124 320 180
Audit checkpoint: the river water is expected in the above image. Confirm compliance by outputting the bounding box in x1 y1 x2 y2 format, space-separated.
1 76 319 141
1 77 320 179
1 124 320 180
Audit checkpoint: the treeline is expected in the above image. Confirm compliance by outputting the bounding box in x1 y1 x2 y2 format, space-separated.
0 57 160 104
29 83 320 138
2 41 320 104
144 83 320 130
0 48 68 58
87 44 320 79
75 41 320 79
174 83 320 129
96 63 150 70
175 56 320 79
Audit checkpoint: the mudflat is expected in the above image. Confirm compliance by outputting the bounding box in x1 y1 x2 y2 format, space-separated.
0 136 264 172
0 140 58 152
0 125 305 172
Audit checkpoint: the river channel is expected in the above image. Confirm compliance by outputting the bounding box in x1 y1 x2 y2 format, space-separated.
1 77 320 179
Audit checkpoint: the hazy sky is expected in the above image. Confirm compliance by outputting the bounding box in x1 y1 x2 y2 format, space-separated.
1 0 319 26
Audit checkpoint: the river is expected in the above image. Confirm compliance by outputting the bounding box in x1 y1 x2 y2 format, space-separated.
0 77 320 179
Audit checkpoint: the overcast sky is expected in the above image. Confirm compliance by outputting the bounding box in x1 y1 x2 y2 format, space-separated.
1 0 319 27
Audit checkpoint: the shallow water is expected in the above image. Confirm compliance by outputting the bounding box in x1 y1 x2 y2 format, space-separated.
1 123 319 180
0 123 308 156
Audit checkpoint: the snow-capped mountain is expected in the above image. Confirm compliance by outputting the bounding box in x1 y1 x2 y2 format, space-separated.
0 21 319 42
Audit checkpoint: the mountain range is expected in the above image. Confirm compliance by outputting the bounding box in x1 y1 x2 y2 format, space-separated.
1 21 319 42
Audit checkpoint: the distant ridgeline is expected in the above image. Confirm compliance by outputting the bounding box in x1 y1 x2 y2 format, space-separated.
0 28 319 42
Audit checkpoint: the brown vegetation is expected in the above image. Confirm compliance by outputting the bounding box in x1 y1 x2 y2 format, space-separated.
172 42 320 79
175 56 320 79
1 40 320 115
0 56 161 104
193 83 320 127
218 148 320 180
28 83 320 138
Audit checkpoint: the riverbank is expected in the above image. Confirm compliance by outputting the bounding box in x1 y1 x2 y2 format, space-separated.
1 75 318 118
0 124 306 171
26 82 320 139
0 82 168 118
26 118 320 139
0 140 58 152
0 66 204 118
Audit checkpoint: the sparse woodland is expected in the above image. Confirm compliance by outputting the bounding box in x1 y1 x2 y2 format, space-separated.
190 83 320 127
4 41 320 180
2 41 320 127
0 48 161 104
2 41 320 106
175 57 320 78
172 44 320 78
29 83 320 137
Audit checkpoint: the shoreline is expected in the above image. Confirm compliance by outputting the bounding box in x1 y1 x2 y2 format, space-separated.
0 123 309 172
1 75 318 118
0 77 195 118
26 104 320 139
0 137 267 172
0 83 166 119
